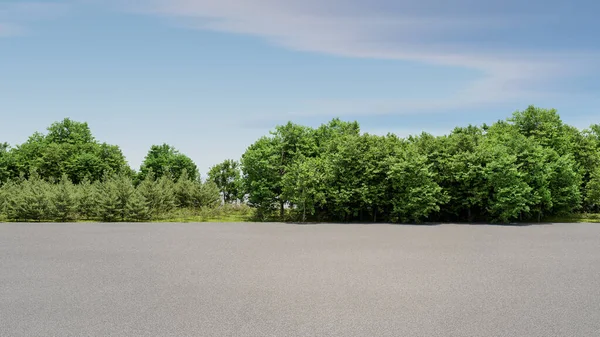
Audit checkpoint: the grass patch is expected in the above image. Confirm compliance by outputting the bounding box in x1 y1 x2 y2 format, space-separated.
154 204 255 223
543 213 600 223
2 209 598 224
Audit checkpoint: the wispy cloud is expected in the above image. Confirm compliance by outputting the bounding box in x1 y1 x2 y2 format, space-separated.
0 1 70 37
125 0 599 115
4 0 597 117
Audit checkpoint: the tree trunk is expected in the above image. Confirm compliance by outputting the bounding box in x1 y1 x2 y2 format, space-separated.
280 200 284 219
303 199 306 223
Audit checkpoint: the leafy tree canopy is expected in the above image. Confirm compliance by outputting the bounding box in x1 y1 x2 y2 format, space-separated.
138 144 199 182
3 118 130 183
208 159 242 204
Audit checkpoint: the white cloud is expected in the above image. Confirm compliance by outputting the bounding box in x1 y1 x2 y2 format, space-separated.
4 0 597 118
122 0 597 116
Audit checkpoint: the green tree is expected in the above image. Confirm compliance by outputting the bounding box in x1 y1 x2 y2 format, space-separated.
4 172 54 221
174 170 196 208
97 178 120 222
194 180 221 208
208 159 242 204
97 174 134 221
358 134 398 222
387 145 447 223
585 167 600 212
45 118 95 145
482 143 532 223
321 131 367 221
282 156 328 222
241 137 282 218
9 132 46 179
509 105 572 155
6 118 130 183
434 126 487 222
0 143 13 185
66 151 105 183
0 178 15 217
139 144 198 181
127 189 150 221
547 154 582 215
137 171 176 218
172 170 220 209
52 174 78 221
483 119 583 221
78 178 99 220
270 122 317 217
574 127 600 211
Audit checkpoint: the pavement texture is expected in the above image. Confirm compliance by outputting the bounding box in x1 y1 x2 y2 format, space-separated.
1 222 600 337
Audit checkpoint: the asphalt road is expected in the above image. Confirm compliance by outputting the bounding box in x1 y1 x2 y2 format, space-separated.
1 222 599 337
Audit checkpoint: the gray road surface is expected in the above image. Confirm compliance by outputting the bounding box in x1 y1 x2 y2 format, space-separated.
1 222 600 337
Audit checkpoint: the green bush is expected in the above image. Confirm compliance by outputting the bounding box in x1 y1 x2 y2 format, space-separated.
4 173 54 221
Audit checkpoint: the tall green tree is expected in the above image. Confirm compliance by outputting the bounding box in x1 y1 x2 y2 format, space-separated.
320 131 367 221
481 140 532 223
282 156 329 222
355 134 400 222
208 159 242 204
241 137 282 218
444 127 488 222
387 144 447 223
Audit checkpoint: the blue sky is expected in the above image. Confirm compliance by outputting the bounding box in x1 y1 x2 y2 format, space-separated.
1 0 599 175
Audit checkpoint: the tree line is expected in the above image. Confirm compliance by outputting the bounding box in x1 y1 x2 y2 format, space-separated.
1 106 599 223
239 106 600 223
0 119 219 221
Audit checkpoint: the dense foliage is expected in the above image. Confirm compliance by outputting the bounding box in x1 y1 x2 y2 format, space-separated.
207 159 242 204
0 119 219 222
0 119 130 184
138 144 199 182
241 106 600 223
1 106 599 223
0 172 220 222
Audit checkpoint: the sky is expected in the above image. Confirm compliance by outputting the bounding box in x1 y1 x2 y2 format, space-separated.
2 0 600 176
